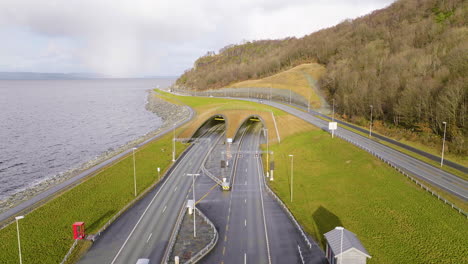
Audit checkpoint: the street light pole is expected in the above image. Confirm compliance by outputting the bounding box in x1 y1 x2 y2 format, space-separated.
332 99 335 122
172 124 176 162
289 154 294 203
369 105 373 137
15 215 24 264
263 128 269 176
441 121 447 167
132 147 137 197
187 173 200 238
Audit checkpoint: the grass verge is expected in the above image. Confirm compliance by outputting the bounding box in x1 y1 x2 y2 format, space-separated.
265 130 467 264
0 132 187 264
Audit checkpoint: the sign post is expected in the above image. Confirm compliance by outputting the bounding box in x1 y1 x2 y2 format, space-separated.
329 122 337 138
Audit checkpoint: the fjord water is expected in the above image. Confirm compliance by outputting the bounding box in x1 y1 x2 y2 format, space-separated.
0 78 172 201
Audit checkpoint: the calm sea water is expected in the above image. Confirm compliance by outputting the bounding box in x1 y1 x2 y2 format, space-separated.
0 78 173 201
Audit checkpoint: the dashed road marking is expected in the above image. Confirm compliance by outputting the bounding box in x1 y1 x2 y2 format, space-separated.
162 205 167 213
146 233 152 243
174 186 178 192
245 219 247 227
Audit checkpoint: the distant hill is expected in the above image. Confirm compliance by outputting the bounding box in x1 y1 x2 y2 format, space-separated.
177 0 467 155
0 72 108 80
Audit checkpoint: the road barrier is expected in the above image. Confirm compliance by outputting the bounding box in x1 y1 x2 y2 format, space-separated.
162 206 218 264
59 239 78 264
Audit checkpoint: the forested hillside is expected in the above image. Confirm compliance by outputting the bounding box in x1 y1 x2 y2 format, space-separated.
176 0 467 155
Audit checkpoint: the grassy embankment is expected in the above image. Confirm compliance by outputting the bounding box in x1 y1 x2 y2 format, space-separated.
226 63 326 108
0 128 187 263
263 128 467 264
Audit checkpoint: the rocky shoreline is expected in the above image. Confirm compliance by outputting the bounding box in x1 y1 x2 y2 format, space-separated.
0 90 190 214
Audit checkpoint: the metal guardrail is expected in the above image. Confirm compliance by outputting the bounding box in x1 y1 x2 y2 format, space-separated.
163 206 219 264
162 197 189 264
184 208 219 263
335 133 468 218
59 239 78 264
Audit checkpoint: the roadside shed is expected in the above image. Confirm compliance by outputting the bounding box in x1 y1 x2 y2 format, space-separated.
324 227 371 264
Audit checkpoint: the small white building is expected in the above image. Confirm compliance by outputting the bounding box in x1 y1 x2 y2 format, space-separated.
324 227 371 264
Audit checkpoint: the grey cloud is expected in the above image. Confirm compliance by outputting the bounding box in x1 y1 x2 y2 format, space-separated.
0 0 395 76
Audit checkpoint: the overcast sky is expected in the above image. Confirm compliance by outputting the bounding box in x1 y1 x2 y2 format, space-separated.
0 0 395 77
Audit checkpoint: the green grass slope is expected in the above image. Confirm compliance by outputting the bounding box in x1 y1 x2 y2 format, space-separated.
266 130 467 264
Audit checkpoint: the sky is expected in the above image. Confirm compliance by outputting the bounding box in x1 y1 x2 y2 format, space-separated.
0 0 395 77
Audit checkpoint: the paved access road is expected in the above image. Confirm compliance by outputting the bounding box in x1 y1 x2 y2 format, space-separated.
196 122 326 264
79 124 223 264
253 99 468 201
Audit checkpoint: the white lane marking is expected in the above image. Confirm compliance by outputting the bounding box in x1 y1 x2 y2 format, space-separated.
244 253 247 264
245 168 247 172
245 219 247 227
245 180 247 185
110 143 193 264
245 199 247 204
256 155 272 264
174 186 178 192
146 233 152 243
163 205 167 213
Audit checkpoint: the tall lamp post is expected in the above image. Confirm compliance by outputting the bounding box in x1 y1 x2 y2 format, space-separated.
263 128 269 176
132 147 137 197
288 154 294 202
369 105 373 137
332 98 335 122
172 123 176 162
187 173 200 238
441 121 447 167
15 215 24 264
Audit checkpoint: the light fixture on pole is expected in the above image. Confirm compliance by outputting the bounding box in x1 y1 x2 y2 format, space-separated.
288 154 294 202
369 105 373 137
441 121 447 167
15 215 24 264
157 167 161 180
186 173 200 238
172 124 176 162
132 147 137 197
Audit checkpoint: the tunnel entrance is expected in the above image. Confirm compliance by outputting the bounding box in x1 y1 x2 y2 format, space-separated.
190 115 226 141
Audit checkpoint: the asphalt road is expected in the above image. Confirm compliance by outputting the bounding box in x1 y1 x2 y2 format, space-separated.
78 124 223 264
253 99 468 201
196 122 326 264
0 107 194 224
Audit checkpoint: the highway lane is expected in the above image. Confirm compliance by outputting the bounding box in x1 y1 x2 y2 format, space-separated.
248 99 467 201
79 124 223 264
198 122 326 264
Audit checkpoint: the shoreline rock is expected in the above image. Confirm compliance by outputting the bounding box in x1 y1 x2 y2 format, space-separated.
0 90 190 214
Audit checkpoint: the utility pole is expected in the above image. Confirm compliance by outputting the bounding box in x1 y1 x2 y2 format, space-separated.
172 123 176 162
15 215 24 264
369 105 373 138
441 121 447 167
133 147 137 196
332 99 335 122
187 173 200 238
288 154 294 202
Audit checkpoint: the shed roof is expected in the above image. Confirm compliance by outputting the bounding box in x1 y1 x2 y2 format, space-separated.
324 227 371 258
